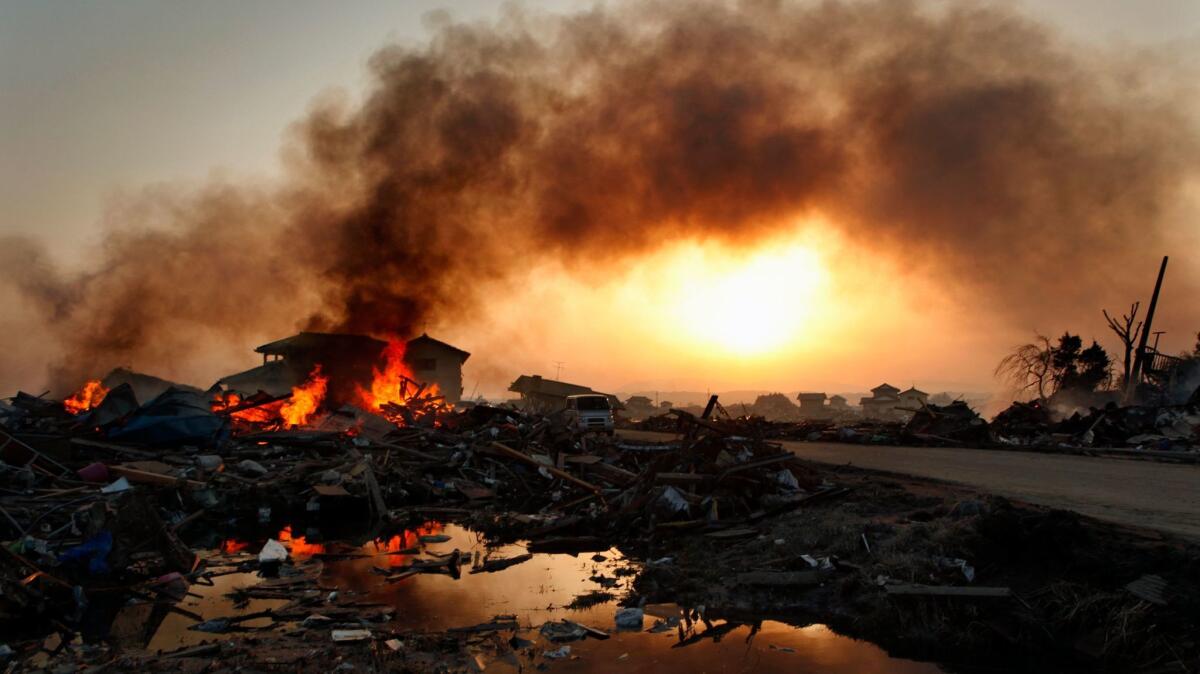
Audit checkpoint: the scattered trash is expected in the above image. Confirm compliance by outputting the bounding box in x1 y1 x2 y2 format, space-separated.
100 476 131 494
615 607 644 630
258 538 288 564
332 629 372 642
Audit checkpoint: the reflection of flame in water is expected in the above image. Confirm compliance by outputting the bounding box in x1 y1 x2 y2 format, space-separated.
64 379 109 415
220 539 250 554
373 522 443 567
278 526 326 557
217 522 444 564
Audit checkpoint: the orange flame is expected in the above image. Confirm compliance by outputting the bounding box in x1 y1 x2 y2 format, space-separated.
374 522 445 566
280 366 328 428
278 525 325 557
210 391 283 424
64 379 109 415
355 340 445 424
220 539 250 554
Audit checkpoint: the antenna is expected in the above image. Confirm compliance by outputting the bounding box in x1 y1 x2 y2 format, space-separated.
553 361 566 379
1152 331 1166 352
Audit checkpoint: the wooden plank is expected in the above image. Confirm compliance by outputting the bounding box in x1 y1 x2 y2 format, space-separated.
1125 574 1168 605
312 484 351 497
586 461 638 486
109 465 206 489
703 527 758 540
488 442 601 494
884 584 1011 598
718 453 795 480
735 571 824 587
655 472 713 485
367 440 440 462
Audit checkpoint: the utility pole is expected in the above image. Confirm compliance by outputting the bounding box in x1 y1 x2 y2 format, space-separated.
553 361 565 380
1126 256 1169 402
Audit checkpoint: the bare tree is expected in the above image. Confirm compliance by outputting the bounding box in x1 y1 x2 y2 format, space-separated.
995 334 1055 400
1102 302 1142 389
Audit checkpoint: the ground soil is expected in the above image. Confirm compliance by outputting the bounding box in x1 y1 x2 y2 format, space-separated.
629 465 1200 673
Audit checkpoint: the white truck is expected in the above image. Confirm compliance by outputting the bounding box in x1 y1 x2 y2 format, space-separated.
564 393 615 435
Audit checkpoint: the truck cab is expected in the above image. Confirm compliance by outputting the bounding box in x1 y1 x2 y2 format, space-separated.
564 394 615 435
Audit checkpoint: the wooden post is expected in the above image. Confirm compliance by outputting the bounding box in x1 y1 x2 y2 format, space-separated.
1126 256 1168 402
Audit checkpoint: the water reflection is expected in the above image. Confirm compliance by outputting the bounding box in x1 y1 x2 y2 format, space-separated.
131 523 944 673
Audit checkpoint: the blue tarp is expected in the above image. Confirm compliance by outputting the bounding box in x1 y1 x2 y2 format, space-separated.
107 386 228 446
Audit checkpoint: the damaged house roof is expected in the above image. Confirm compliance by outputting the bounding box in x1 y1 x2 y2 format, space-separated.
254 331 388 356
407 333 471 362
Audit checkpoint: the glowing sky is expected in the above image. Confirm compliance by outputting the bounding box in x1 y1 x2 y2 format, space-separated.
2 0 1199 399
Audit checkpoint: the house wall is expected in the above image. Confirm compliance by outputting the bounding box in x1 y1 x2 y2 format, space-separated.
862 399 900 419
404 343 465 403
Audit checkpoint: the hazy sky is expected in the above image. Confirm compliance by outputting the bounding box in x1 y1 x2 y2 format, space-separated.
2 0 1200 399
4 0 1198 255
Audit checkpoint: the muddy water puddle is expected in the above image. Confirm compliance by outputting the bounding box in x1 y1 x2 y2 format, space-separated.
119 523 942 673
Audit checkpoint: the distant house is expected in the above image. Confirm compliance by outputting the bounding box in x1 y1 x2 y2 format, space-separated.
860 383 901 420
623 395 657 420
828 394 849 410
796 392 828 418
897 386 929 411
217 332 470 404
508 375 622 413
752 393 800 421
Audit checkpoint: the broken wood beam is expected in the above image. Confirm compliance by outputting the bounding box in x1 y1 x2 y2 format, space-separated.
884 584 1011 598
487 442 601 494
109 465 207 489
655 472 713 485
734 570 825 587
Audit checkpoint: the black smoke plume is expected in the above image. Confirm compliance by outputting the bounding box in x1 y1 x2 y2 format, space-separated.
3 0 1196 391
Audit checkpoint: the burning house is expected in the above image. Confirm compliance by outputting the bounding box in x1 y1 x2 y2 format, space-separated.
217 332 470 406
402 334 471 404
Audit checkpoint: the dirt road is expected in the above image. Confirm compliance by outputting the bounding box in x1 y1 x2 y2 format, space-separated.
619 430 1200 540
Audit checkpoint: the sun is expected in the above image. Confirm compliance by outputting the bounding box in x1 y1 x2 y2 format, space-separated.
670 240 826 356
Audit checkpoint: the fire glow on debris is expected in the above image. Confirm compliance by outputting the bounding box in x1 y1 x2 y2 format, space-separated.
355 340 442 414
210 392 283 424
210 367 327 428
63 379 108 415
280 366 328 428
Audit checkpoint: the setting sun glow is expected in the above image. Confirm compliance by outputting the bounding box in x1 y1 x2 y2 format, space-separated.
669 242 826 355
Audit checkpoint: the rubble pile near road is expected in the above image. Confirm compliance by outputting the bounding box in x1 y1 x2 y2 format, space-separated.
630 395 1200 457
992 401 1200 456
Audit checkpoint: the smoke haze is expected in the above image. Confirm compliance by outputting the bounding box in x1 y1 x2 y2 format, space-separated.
2 0 1197 394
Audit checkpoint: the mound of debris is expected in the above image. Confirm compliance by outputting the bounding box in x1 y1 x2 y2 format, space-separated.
4 383 1200 673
